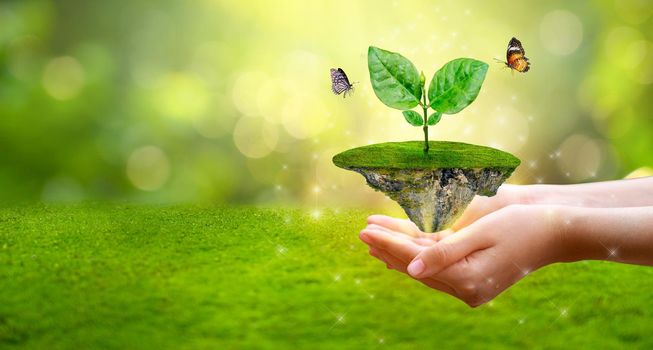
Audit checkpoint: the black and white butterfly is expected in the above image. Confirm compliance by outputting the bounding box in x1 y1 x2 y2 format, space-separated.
330 68 355 98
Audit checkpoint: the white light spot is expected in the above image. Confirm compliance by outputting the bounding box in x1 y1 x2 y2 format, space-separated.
42 56 85 100
126 145 170 191
233 117 278 159
540 10 583 55
560 308 569 317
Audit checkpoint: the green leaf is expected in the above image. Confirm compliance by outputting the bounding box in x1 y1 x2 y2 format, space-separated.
368 46 422 110
427 111 442 125
402 110 423 126
428 58 488 114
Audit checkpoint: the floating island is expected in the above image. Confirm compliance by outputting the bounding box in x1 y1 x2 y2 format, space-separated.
334 141 520 232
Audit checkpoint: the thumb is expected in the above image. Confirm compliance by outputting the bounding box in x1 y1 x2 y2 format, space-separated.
407 225 489 278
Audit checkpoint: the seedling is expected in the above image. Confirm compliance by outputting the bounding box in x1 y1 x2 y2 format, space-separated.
368 46 488 154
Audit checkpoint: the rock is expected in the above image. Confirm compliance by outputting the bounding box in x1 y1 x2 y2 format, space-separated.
349 167 511 232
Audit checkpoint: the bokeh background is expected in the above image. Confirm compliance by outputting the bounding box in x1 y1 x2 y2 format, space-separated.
1 0 652 213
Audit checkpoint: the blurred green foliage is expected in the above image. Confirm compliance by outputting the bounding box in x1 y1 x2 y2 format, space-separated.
0 0 651 206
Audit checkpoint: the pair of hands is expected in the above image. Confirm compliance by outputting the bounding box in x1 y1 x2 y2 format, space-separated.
359 185 571 307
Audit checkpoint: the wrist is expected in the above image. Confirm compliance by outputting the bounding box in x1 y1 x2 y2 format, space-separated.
553 206 603 263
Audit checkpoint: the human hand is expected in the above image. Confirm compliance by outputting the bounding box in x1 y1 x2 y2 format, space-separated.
451 184 528 230
360 205 566 307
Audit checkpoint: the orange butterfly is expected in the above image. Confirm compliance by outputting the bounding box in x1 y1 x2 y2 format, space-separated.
497 37 530 73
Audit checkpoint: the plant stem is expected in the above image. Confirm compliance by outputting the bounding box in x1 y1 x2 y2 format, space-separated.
422 91 429 154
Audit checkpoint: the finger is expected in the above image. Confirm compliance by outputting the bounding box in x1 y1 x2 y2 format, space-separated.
360 227 413 250
365 224 412 241
360 228 423 262
406 225 492 278
417 278 459 299
372 247 459 298
367 215 421 236
371 247 408 272
373 247 463 301
368 247 395 270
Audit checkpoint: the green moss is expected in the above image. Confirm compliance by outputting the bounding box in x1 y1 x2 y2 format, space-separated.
332 141 520 170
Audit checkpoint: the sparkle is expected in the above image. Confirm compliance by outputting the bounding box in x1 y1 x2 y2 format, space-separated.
276 245 287 255
313 186 321 193
536 177 544 184
378 338 385 344
282 164 288 170
608 248 618 257
564 219 571 225
369 293 375 299
333 274 341 282
312 210 321 219
275 185 282 191
336 314 346 324
518 318 526 325
560 308 569 318
355 278 361 285
529 160 538 168
284 216 291 223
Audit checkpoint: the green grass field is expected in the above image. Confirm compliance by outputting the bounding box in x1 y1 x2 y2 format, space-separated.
1 205 652 349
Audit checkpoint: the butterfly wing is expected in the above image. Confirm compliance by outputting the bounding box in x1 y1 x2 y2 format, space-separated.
330 68 353 95
506 37 523 60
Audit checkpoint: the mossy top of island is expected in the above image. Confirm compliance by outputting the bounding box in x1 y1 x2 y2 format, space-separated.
333 141 520 171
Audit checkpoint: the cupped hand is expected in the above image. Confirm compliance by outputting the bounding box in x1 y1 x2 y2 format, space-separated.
360 204 566 307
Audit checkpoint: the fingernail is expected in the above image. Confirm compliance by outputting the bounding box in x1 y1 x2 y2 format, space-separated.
407 259 425 277
359 232 372 244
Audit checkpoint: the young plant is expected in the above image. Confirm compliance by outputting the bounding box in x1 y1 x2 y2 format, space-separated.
368 46 488 154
